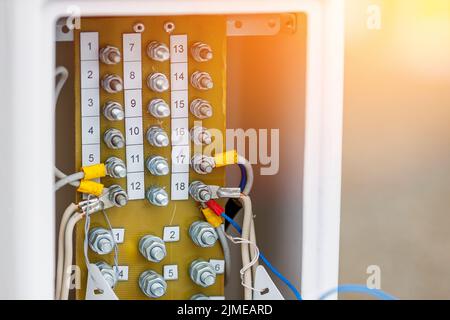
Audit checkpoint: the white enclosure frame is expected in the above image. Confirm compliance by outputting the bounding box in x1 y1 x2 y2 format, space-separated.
0 0 344 299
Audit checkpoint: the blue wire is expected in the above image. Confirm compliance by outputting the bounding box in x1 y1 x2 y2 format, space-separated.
319 284 398 300
221 212 303 300
238 164 247 191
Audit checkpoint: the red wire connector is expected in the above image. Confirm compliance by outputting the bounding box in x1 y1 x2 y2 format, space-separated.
206 200 224 216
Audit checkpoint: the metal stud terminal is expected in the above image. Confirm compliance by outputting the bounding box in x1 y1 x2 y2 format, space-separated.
191 42 213 62
95 261 118 289
139 235 167 262
189 181 212 202
190 126 212 145
148 99 170 119
103 128 125 149
139 270 167 298
146 156 170 176
191 71 213 91
191 153 215 175
88 228 115 255
103 101 125 121
190 99 213 119
99 46 121 65
189 259 217 288
147 41 170 62
146 126 169 147
101 74 123 93
146 186 169 207
147 73 170 93
105 157 127 178
189 221 218 248
108 185 128 207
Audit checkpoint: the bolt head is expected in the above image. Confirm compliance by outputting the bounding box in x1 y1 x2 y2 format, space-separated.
89 228 114 255
139 270 167 298
190 260 216 288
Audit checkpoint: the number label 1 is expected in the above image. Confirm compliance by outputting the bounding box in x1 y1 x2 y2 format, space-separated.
111 228 125 244
209 259 225 274
163 226 180 242
163 265 178 281
113 266 129 281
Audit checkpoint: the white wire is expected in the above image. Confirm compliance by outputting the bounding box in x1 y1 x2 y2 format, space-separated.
56 203 79 299
61 212 83 300
225 232 262 294
216 225 231 285
239 195 254 300
55 172 84 191
54 66 70 179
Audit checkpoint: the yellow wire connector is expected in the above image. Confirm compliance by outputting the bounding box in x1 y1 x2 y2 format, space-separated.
77 180 104 197
201 207 223 228
82 163 107 180
214 150 238 168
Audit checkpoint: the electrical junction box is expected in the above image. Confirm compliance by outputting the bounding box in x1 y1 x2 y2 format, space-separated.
0 0 344 300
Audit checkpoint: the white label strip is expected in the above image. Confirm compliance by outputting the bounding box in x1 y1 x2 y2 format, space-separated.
80 32 100 168
170 34 189 200
123 33 145 200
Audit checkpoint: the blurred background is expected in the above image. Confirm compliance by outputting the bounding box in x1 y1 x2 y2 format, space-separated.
340 0 450 299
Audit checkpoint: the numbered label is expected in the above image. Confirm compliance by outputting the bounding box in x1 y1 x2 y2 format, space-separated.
111 228 125 244
171 118 189 146
80 32 99 61
170 90 188 119
170 35 187 63
81 116 100 145
113 266 129 281
171 145 190 173
171 173 189 200
124 89 142 117
209 259 225 274
163 226 180 242
163 265 179 281
80 60 99 89
125 117 143 146
81 89 100 117
126 144 144 174
123 33 142 62
82 144 100 166
170 63 188 91
123 61 142 90
127 172 145 200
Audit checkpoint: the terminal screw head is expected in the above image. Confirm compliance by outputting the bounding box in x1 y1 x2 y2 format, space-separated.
139 270 167 298
148 99 170 119
88 227 115 255
147 73 170 93
95 261 118 288
191 153 215 175
191 42 213 62
189 221 218 248
189 181 212 202
190 99 213 119
103 101 125 121
146 156 170 176
105 157 127 178
108 184 128 207
146 126 169 147
147 41 170 62
146 186 169 207
139 235 167 262
102 74 123 93
103 128 125 149
189 259 217 288
99 46 121 65
191 71 213 91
